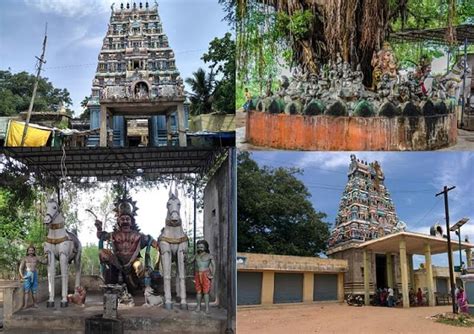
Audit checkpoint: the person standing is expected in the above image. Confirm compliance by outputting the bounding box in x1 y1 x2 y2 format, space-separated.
19 245 47 308
387 287 394 307
416 288 423 306
243 88 253 112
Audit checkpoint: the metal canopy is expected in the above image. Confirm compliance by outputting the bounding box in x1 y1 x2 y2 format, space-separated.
1 146 227 181
390 24 474 44
360 231 474 255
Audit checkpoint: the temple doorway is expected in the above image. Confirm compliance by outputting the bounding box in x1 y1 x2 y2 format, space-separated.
126 119 149 147
376 254 388 289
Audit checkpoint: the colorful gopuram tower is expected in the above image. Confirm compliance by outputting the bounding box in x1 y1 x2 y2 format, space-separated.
327 155 407 294
87 1 187 147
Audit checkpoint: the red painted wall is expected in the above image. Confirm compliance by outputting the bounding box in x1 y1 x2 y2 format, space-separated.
246 112 457 151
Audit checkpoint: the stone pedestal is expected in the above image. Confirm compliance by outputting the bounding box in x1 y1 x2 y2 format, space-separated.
101 284 123 319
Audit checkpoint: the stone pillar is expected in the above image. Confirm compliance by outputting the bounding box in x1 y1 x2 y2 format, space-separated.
424 243 435 306
261 271 275 305
386 253 393 289
399 238 409 308
303 272 314 303
177 103 187 147
166 114 172 144
337 272 344 302
466 247 472 267
409 254 415 289
363 249 370 305
99 105 108 147
3 286 17 320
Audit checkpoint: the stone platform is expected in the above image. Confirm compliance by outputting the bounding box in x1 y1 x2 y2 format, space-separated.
4 293 227 334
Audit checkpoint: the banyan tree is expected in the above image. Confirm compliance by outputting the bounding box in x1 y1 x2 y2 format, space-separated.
236 0 464 88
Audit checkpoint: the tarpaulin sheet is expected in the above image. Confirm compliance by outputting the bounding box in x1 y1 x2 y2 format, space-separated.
5 120 52 147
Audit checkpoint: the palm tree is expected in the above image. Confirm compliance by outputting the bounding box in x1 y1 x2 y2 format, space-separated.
185 68 215 116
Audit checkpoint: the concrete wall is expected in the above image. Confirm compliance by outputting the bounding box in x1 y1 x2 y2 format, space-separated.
414 266 462 293
237 253 347 306
246 112 457 151
189 114 235 132
203 152 233 311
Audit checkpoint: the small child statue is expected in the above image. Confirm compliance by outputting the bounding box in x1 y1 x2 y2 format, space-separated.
19 245 47 308
190 240 215 313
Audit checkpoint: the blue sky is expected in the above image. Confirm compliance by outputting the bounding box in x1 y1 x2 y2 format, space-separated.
0 0 231 116
250 151 474 267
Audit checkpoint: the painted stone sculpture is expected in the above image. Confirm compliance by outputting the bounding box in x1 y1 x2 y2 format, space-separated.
158 185 189 310
19 245 47 308
189 239 215 313
43 196 82 308
95 197 157 291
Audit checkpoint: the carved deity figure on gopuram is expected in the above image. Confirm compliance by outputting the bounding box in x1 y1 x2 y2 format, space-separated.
328 155 406 250
95 197 158 290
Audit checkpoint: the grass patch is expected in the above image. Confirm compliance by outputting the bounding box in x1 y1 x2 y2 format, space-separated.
435 315 474 328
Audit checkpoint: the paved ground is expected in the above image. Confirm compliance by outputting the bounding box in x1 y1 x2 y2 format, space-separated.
238 303 473 334
439 129 474 150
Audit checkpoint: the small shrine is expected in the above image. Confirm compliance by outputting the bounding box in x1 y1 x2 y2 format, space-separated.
87 1 187 147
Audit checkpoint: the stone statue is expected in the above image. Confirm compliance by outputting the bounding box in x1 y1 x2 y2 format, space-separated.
19 245 47 308
158 184 189 310
189 239 215 313
43 196 82 308
67 286 86 306
371 42 398 89
95 197 157 291
143 286 163 307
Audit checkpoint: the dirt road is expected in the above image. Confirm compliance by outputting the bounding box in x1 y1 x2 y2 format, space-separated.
238 303 472 334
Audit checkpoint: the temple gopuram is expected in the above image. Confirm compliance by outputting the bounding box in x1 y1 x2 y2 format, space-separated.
87 2 187 147
327 155 407 294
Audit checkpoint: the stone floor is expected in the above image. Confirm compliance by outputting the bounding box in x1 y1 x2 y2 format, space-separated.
439 128 474 150
4 293 227 333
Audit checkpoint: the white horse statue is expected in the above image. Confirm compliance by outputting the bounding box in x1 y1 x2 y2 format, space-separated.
158 186 188 310
43 196 82 307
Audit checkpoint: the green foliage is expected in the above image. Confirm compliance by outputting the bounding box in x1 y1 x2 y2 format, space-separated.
275 10 314 40
237 152 330 256
202 33 236 114
0 174 44 279
81 244 101 275
79 96 91 120
0 69 72 116
185 68 215 116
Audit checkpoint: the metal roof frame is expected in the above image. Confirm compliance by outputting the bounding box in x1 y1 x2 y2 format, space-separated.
1 146 228 182
390 24 474 45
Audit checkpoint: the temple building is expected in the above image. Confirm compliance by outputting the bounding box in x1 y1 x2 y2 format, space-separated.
327 154 407 294
327 155 473 309
87 1 188 147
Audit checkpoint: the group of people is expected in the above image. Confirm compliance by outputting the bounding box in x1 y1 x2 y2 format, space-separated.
374 287 395 307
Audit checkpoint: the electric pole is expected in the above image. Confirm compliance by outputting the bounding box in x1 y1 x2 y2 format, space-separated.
435 185 456 314
21 23 48 146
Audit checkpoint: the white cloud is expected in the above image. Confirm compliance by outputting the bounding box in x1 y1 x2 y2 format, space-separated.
24 0 115 18
296 151 398 171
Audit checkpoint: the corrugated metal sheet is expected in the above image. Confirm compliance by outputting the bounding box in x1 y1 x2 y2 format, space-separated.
273 273 303 304
237 272 262 305
314 274 338 301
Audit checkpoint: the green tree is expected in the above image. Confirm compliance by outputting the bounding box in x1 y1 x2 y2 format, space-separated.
185 68 215 116
79 96 91 120
237 152 330 256
0 69 72 116
202 33 236 114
